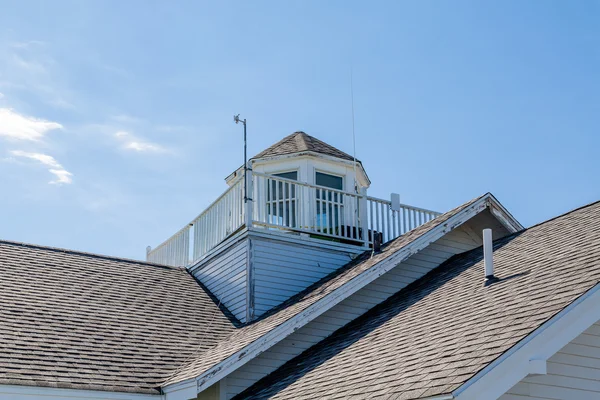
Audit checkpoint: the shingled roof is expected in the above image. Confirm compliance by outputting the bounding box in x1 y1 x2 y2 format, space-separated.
162 194 489 388
236 200 600 400
0 241 236 394
252 131 357 162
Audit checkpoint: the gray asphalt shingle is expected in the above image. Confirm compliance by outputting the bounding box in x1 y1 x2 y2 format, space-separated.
0 241 236 394
162 195 485 386
236 200 600 400
253 131 357 161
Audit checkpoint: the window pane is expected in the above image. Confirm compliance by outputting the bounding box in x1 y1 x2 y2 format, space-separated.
316 172 343 190
274 171 298 181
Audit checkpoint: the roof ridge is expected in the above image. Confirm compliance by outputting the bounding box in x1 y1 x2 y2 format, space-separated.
0 238 179 270
524 198 600 230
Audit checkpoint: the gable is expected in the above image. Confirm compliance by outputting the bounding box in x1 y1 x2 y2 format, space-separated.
236 200 600 400
223 224 487 399
162 193 522 397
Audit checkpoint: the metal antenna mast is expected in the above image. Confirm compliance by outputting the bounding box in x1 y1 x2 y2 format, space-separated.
234 114 249 203
351 67 357 193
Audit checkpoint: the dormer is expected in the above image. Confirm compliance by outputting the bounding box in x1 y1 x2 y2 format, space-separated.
147 131 441 323
225 131 370 193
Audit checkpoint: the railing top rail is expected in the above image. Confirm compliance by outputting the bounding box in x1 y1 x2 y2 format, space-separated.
149 223 190 253
189 176 243 223
366 195 441 215
253 171 362 197
148 176 244 257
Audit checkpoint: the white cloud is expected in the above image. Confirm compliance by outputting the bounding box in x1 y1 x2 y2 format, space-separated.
0 108 63 141
47 169 74 185
9 40 45 49
10 150 73 185
12 54 47 74
111 114 143 124
114 130 168 153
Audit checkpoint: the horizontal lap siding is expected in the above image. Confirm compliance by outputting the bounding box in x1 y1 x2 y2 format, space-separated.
252 238 359 318
225 227 480 399
500 322 600 400
191 240 248 322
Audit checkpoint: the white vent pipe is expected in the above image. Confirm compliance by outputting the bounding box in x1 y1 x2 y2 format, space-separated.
483 228 497 285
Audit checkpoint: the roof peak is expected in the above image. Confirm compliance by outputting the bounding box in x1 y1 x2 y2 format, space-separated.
253 131 357 162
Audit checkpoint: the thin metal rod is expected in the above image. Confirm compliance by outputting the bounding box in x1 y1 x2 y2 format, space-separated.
243 119 248 203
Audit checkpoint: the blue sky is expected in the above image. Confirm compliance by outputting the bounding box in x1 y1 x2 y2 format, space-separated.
0 1 598 260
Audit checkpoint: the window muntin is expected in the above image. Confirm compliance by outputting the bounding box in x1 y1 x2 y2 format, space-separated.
267 171 298 227
315 172 344 234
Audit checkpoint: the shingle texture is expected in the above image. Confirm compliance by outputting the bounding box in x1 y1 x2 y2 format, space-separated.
236 200 600 400
162 194 486 386
0 241 236 394
253 131 356 161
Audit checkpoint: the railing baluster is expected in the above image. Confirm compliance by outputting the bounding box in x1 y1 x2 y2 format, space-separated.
388 210 392 241
367 200 375 243
337 193 343 238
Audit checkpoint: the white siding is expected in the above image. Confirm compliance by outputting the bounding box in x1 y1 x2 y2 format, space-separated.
252 237 360 318
191 240 248 322
225 225 482 399
500 322 600 400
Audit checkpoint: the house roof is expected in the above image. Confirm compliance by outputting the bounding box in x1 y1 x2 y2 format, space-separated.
0 241 236 394
252 131 357 162
162 194 491 388
235 200 600 400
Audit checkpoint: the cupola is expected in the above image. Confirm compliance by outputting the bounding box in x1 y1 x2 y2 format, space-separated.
147 131 440 323
225 131 370 191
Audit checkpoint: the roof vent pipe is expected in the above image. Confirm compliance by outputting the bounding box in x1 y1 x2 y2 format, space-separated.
483 229 498 286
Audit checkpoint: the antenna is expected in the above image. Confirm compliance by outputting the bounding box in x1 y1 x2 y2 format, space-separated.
233 114 249 203
350 67 358 193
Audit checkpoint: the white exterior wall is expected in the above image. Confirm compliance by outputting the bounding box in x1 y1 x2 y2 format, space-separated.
252 235 360 317
224 225 483 399
500 321 600 400
190 239 248 322
252 155 367 194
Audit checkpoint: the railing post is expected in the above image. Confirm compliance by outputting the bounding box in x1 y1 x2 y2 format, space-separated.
359 187 369 247
245 163 253 228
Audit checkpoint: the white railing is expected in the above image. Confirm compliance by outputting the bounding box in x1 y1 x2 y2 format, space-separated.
147 177 245 266
191 176 245 260
146 225 190 267
367 196 440 244
147 171 441 267
252 172 363 242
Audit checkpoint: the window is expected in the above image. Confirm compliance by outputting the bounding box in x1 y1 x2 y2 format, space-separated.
315 172 344 234
316 172 343 190
267 171 297 228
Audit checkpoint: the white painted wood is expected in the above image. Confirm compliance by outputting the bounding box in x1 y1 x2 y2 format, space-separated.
498 321 600 400
150 161 442 267
190 239 248 322
0 385 162 400
251 235 362 318
483 228 494 278
147 177 245 267
224 226 482 398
